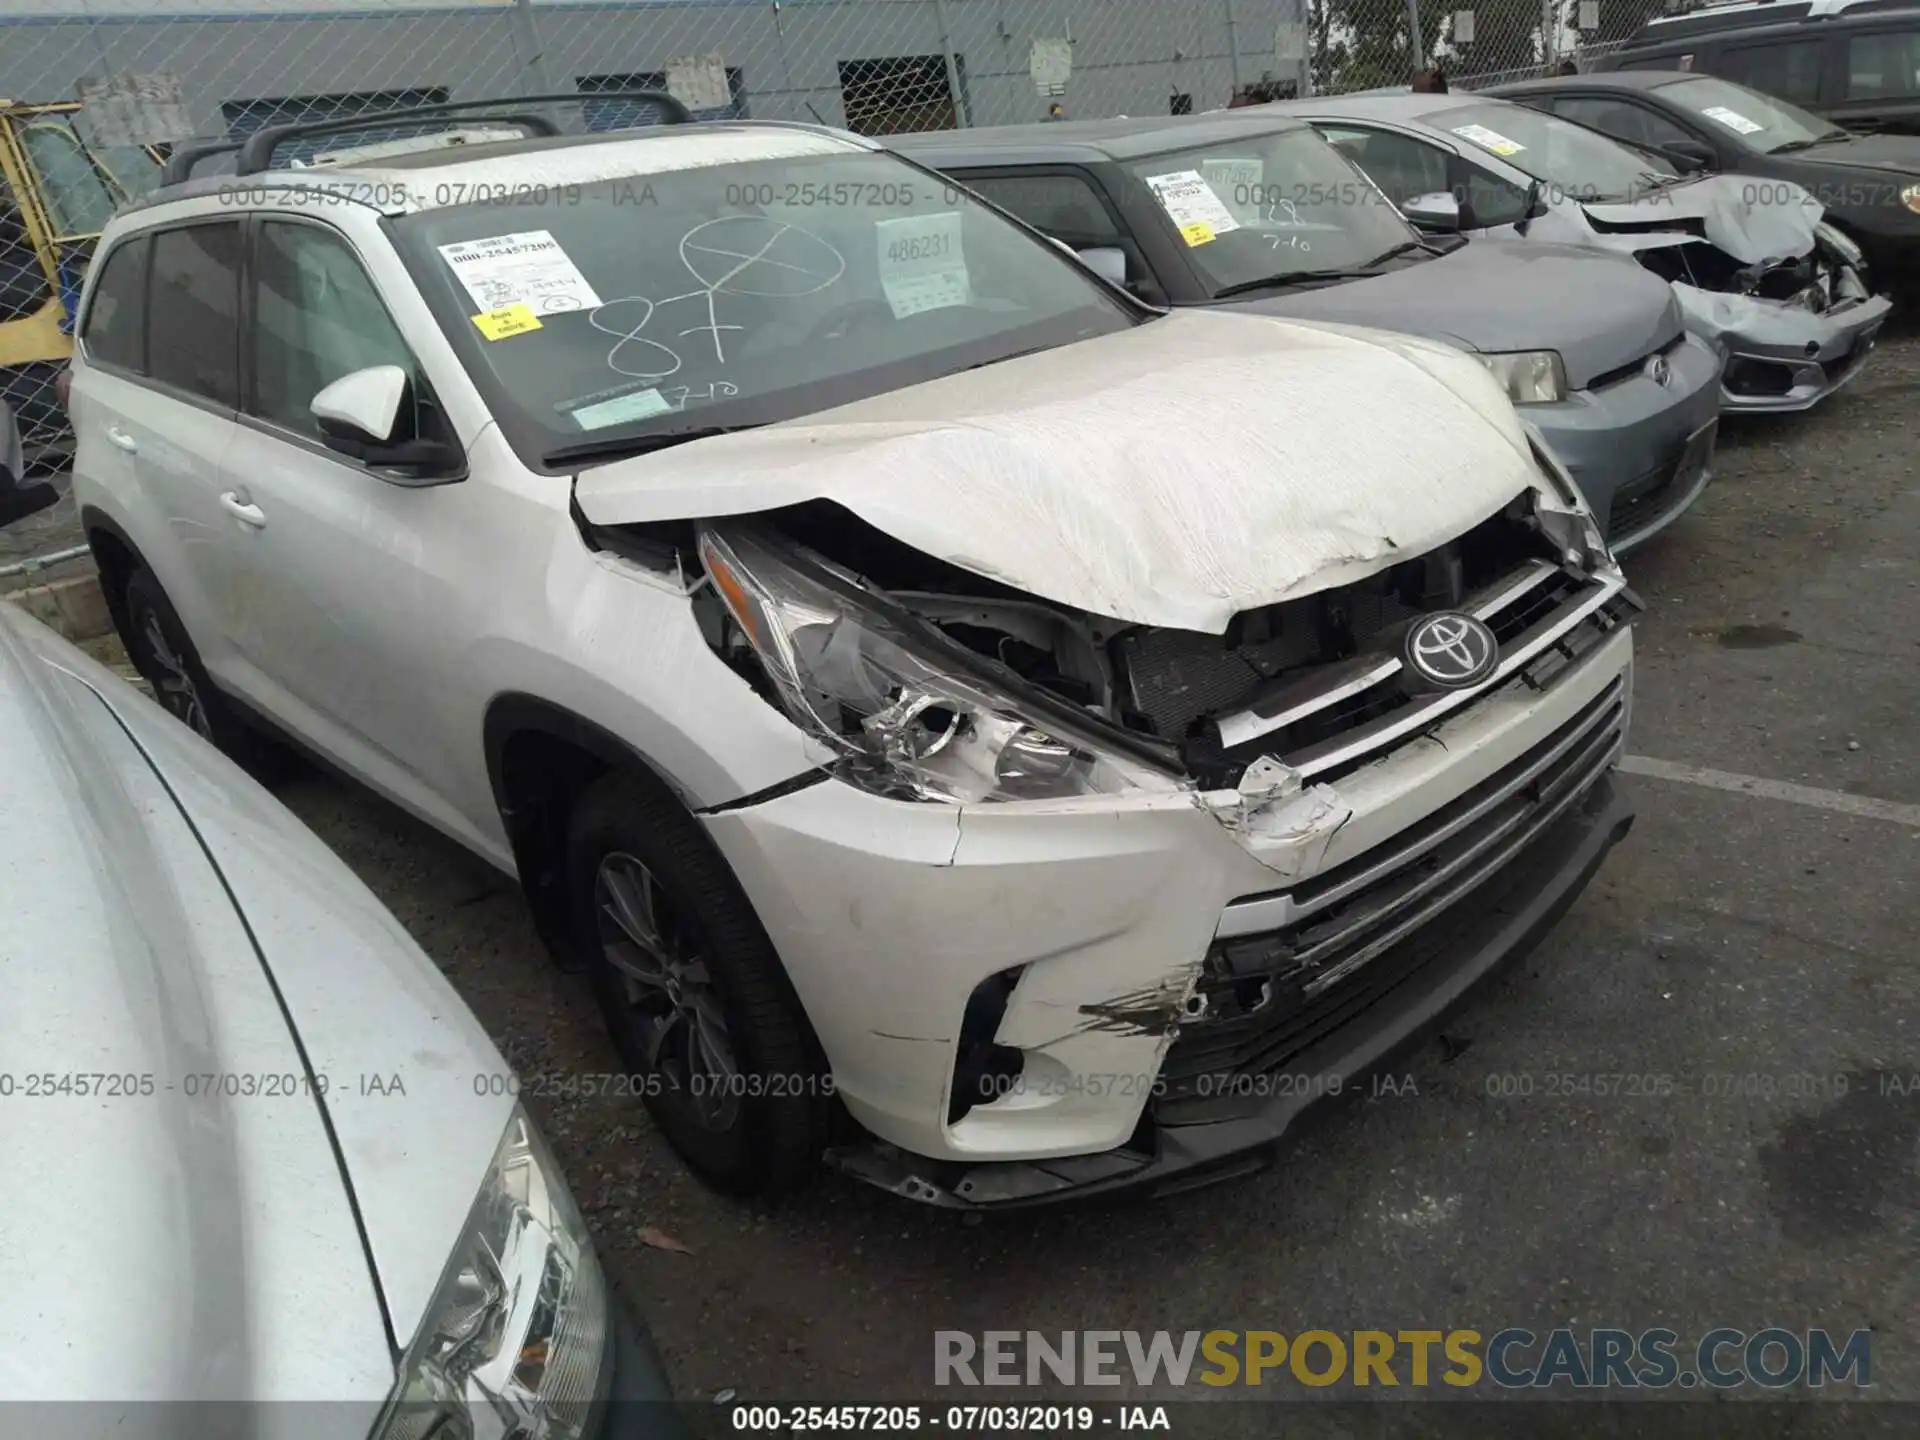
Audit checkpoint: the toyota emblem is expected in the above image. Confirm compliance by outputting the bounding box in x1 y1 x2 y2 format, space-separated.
1645 354 1672 387
1403 612 1500 690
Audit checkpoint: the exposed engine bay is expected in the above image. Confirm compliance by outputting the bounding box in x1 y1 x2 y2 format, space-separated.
1621 225 1873 313
653 487 1618 802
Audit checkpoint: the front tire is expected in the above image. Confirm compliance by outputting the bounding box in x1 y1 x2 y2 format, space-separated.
564 770 826 1196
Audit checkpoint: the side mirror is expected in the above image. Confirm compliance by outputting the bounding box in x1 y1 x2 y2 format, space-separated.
1074 245 1130 286
311 364 459 476
1658 139 1715 173
1402 191 1463 232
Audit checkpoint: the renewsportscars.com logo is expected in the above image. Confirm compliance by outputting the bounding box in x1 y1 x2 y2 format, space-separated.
934 1328 1873 1391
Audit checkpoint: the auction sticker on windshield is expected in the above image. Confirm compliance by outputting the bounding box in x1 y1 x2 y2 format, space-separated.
1451 123 1526 157
438 230 604 315
1145 170 1240 246
471 303 542 341
875 211 970 318
1701 105 1764 135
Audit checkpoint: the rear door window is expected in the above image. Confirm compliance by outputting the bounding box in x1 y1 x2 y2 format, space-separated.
1718 39 1827 106
147 222 241 408
1846 31 1920 99
80 234 148 373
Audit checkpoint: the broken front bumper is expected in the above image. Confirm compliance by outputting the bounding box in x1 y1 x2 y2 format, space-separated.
1675 285 1893 413
1529 332 1722 552
701 618 1636 1208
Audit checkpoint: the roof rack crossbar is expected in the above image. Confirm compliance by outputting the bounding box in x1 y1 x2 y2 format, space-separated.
217 89 693 179
161 136 244 186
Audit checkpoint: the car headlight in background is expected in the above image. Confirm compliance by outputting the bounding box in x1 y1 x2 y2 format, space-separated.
1477 350 1568 405
1814 220 1864 267
699 526 1171 804
373 1106 608 1440
1901 184 1920 215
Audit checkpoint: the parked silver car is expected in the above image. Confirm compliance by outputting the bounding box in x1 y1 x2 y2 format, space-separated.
1268 92 1892 413
891 112 1724 553
0 600 681 1436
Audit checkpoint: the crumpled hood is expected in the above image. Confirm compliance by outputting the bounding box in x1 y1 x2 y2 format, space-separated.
1581 173 1820 265
575 307 1546 634
1229 237 1679 391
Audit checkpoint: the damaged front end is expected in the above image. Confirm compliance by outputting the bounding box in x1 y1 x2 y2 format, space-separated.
1592 209 1891 412
681 444 1621 816
634 446 1640 1206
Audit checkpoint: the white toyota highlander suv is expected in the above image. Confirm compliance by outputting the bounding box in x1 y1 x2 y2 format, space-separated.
68 96 1638 1209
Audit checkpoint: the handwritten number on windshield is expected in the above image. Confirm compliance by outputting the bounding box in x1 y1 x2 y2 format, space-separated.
588 217 846 381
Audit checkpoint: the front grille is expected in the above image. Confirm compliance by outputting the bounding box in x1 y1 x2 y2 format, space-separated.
1155 674 1627 1125
1588 331 1686 393
1118 507 1547 746
1194 560 1636 788
1726 356 1796 398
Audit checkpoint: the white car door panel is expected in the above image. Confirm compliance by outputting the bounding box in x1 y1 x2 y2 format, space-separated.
199 214 527 852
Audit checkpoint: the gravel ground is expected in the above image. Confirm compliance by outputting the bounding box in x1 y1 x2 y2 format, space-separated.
49 323 1920 1427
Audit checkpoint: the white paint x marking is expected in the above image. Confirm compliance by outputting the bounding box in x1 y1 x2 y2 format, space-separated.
1621 755 1920 829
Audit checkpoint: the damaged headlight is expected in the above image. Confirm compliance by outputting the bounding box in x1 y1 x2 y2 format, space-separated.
1477 350 1567 405
1814 221 1863 267
699 526 1167 803
371 1106 608 1440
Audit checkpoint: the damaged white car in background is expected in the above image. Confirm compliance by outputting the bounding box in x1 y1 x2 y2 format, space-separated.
1295 94 1892 412
71 117 1639 1211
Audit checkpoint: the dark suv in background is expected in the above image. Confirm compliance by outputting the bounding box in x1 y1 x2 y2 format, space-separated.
1598 0 1920 135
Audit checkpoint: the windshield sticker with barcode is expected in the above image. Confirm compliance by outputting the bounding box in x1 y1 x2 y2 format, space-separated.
1451 123 1526 157
1701 105 1764 135
875 211 970 318
1144 170 1241 246
438 230 604 315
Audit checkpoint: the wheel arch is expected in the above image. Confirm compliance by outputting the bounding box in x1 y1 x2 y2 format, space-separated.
80 503 150 642
482 692 699 964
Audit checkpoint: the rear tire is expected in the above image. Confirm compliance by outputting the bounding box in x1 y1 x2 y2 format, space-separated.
564 769 825 1196
119 566 282 776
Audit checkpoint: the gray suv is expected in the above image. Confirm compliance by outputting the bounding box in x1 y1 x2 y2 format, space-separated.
891 112 1725 553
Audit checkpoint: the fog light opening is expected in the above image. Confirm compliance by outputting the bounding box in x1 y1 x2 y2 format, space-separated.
948 967 1027 1125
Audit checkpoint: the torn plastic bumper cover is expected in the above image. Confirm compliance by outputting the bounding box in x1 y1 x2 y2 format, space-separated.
826 775 1634 1209
1675 282 1891 413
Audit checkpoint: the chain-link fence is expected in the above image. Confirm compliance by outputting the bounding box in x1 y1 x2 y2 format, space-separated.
0 0 1665 467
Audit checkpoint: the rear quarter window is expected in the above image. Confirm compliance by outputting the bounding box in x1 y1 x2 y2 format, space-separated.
80 235 149 373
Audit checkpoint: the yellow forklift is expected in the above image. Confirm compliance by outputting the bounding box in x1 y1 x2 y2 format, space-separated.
1 99 160 471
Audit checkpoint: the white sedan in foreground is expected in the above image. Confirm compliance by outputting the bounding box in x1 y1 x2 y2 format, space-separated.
0 599 683 1437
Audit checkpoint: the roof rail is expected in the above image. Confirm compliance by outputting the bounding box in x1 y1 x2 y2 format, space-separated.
1632 0 1814 40
160 90 694 187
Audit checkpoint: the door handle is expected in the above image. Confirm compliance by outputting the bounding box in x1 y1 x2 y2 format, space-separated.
219 491 267 529
106 426 139 453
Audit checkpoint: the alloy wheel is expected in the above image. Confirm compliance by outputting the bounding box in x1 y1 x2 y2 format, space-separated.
139 608 211 739
593 851 741 1131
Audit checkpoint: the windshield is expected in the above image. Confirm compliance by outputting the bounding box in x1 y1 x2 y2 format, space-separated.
395 141 1135 464
1430 102 1677 201
19 121 126 235
1654 76 1845 153
1122 127 1417 296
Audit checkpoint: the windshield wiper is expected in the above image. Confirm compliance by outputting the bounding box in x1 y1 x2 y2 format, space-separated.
1210 240 1427 299
1767 132 1847 153
544 424 751 466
